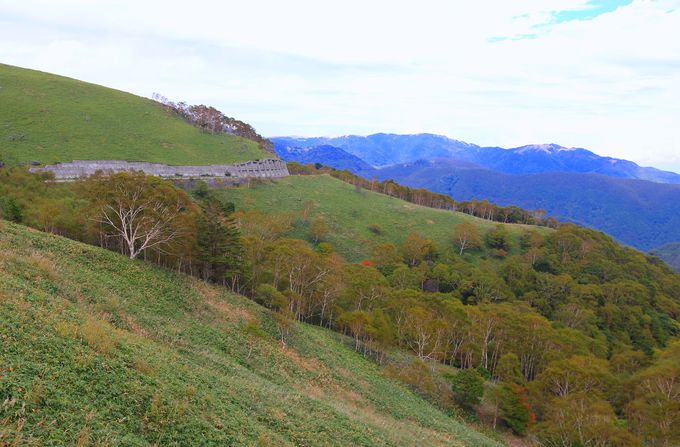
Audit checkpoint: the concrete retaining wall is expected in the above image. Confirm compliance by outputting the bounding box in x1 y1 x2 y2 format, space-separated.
30 158 289 180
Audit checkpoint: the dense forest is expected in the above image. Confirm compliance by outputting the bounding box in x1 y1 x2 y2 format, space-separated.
1 167 679 446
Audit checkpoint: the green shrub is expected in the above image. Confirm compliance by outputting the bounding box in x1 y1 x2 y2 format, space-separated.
368 224 383 235
494 383 533 436
448 368 485 411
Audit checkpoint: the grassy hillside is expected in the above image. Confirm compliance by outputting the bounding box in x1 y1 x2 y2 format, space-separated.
218 175 548 261
0 63 268 166
0 220 500 446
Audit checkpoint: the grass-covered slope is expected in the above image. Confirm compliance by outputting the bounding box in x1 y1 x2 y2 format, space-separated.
219 175 548 261
0 220 500 447
0 63 268 166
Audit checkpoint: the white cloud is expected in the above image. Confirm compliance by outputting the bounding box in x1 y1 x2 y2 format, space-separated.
1 0 679 171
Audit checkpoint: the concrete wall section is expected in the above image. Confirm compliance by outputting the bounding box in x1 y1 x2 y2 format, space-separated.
31 159 289 180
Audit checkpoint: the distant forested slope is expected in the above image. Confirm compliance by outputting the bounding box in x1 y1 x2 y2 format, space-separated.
651 242 680 272
372 160 680 251
274 143 374 173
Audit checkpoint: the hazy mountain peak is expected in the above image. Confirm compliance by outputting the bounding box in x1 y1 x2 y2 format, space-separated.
513 143 570 154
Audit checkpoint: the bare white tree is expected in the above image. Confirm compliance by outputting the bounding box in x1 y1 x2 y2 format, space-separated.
92 174 185 259
454 221 481 256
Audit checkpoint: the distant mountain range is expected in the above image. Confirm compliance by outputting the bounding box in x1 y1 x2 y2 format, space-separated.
272 133 680 184
272 134 680 270
274 144 374 173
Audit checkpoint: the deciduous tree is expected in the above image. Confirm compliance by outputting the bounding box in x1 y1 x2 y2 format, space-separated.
84 172 194 260
309 215 329 243
454 221 481 256
400 231 434 266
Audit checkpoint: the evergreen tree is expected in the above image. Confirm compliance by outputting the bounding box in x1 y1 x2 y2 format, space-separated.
197 199 244 289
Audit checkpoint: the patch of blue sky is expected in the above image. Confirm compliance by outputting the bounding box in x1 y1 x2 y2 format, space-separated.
490 0 633 42
552 0 634 23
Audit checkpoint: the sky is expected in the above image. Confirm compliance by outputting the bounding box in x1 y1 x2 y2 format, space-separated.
1 0 679 171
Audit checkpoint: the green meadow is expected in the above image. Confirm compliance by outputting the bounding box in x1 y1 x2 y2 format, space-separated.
219 175 549 261
0 63 268 166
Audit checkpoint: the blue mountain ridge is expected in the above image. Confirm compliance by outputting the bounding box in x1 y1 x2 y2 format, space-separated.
272 133 680 184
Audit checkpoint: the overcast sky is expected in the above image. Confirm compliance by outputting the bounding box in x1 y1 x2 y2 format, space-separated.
1 0 679 171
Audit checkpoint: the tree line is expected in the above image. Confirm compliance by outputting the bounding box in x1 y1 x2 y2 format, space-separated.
1 167 678 446
151 93 275 154
288 162 558 227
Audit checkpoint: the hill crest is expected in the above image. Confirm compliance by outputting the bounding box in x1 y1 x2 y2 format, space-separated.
0 63 271 166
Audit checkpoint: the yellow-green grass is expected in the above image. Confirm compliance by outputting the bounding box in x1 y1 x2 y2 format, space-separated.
0 63 268 166
0 220 501 446
219 175 551 261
